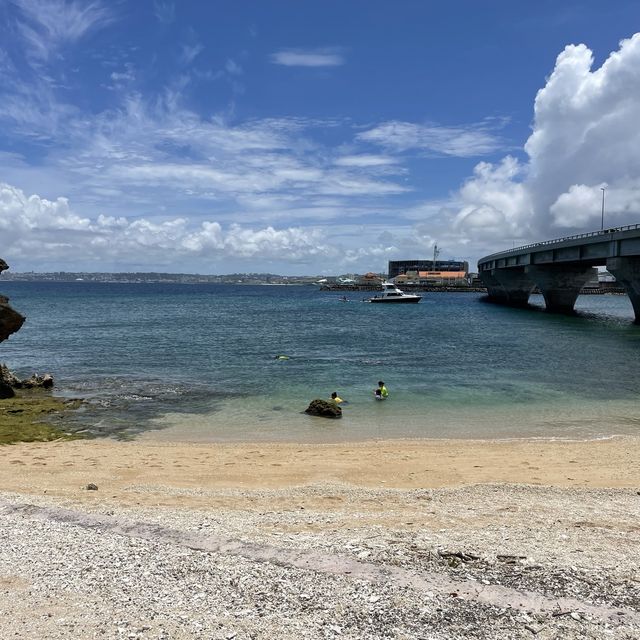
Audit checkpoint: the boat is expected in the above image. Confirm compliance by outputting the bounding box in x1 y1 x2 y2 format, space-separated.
368 282 422 303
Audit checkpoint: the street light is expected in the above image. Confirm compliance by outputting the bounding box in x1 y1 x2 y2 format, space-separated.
600 187 606 231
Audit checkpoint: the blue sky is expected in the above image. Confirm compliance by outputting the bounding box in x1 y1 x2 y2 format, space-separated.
2 0 640 274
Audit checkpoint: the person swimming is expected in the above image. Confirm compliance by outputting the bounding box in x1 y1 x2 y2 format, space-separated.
274 354 290 360
374 380 388 400
330 391 344 404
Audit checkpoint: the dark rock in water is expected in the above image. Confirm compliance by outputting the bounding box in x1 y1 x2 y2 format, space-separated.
0 296 25 343
0 259 26 343
0 381 15 399
304 398 342 419
0 260 53 401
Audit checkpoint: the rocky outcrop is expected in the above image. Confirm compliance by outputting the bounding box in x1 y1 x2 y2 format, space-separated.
0 259 25 343
0 258 53 398
304 399 342 419
0 364 54 389
0 365 56 398
0 381 14 399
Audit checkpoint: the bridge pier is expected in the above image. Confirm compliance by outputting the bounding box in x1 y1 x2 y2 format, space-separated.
480 268 534 306
525 265 597 314
607 257 640 323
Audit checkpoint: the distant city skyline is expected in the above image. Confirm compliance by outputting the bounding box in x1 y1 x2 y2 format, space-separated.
2 1 640 275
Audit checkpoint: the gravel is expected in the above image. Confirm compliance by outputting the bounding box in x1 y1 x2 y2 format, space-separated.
1 484 639 639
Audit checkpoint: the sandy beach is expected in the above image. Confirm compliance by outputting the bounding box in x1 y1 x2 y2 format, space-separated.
1 435 639 639
1 436 640 502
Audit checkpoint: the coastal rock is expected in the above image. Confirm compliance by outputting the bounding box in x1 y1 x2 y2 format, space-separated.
17 373 54 389
0 364 54 391
0 296 25 343
0 259 26 343
0 364 20 387
304 399 342 419
0 381 15 399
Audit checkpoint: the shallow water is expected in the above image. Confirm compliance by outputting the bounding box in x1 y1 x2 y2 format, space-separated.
1 282 639 441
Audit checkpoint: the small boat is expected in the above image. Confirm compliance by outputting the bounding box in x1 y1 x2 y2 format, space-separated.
368 282 422 303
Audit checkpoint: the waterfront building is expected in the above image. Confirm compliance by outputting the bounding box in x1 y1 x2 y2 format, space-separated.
388 260 469 285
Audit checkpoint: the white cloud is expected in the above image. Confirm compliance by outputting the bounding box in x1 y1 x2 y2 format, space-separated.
452 32 640 248
181 42 203 65
0 180 448 274
453 156 533 238
225 59 243 76
334 155 398 168
109 63 135 89
13 0 113 61
0 182 90 233
270 49 344 67
153 1 174 24
0 182 337 269
358 121 503 157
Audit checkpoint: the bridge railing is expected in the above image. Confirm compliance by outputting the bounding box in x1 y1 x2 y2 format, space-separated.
479 222 640 263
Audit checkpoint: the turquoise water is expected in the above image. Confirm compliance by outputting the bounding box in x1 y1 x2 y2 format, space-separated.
1 282 639 442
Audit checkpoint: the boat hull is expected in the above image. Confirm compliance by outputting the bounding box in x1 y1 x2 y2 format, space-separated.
369 296 421 303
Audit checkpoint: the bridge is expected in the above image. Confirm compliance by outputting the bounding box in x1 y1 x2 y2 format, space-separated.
477 223 640 322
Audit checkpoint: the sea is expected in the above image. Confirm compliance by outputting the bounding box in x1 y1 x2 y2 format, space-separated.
1 281 639 443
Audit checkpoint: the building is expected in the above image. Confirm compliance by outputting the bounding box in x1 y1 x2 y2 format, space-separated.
388 259 469 283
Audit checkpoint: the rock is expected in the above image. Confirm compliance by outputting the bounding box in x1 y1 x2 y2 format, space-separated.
85 483 98 491
0 364 21 387
304 399 342 419
0 381 15 399
1 259 54 398
0 364 53 392
0 297 25 343
0 365 54 390
18 373 54 389
0 259 26 343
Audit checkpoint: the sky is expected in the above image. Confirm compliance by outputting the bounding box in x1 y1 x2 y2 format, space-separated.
2 0 640 275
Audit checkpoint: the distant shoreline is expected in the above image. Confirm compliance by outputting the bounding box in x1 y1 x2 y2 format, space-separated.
2 277 626 294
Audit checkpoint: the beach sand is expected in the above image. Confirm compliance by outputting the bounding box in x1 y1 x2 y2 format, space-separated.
1 436 639 638
1 436 638 503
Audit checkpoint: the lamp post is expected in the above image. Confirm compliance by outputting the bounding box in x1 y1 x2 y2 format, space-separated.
600 187 606 231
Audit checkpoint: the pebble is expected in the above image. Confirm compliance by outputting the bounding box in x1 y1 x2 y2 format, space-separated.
0 484 638 639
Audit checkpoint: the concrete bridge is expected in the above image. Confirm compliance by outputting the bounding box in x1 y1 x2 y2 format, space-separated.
477 223 640 322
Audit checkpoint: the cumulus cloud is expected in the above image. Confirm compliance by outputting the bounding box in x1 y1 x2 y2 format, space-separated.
453 156 533 239
0 182 339 269
270 48 344 67
453 33 640 246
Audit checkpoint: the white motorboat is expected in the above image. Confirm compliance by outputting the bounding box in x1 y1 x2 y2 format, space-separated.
368 282 421 303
